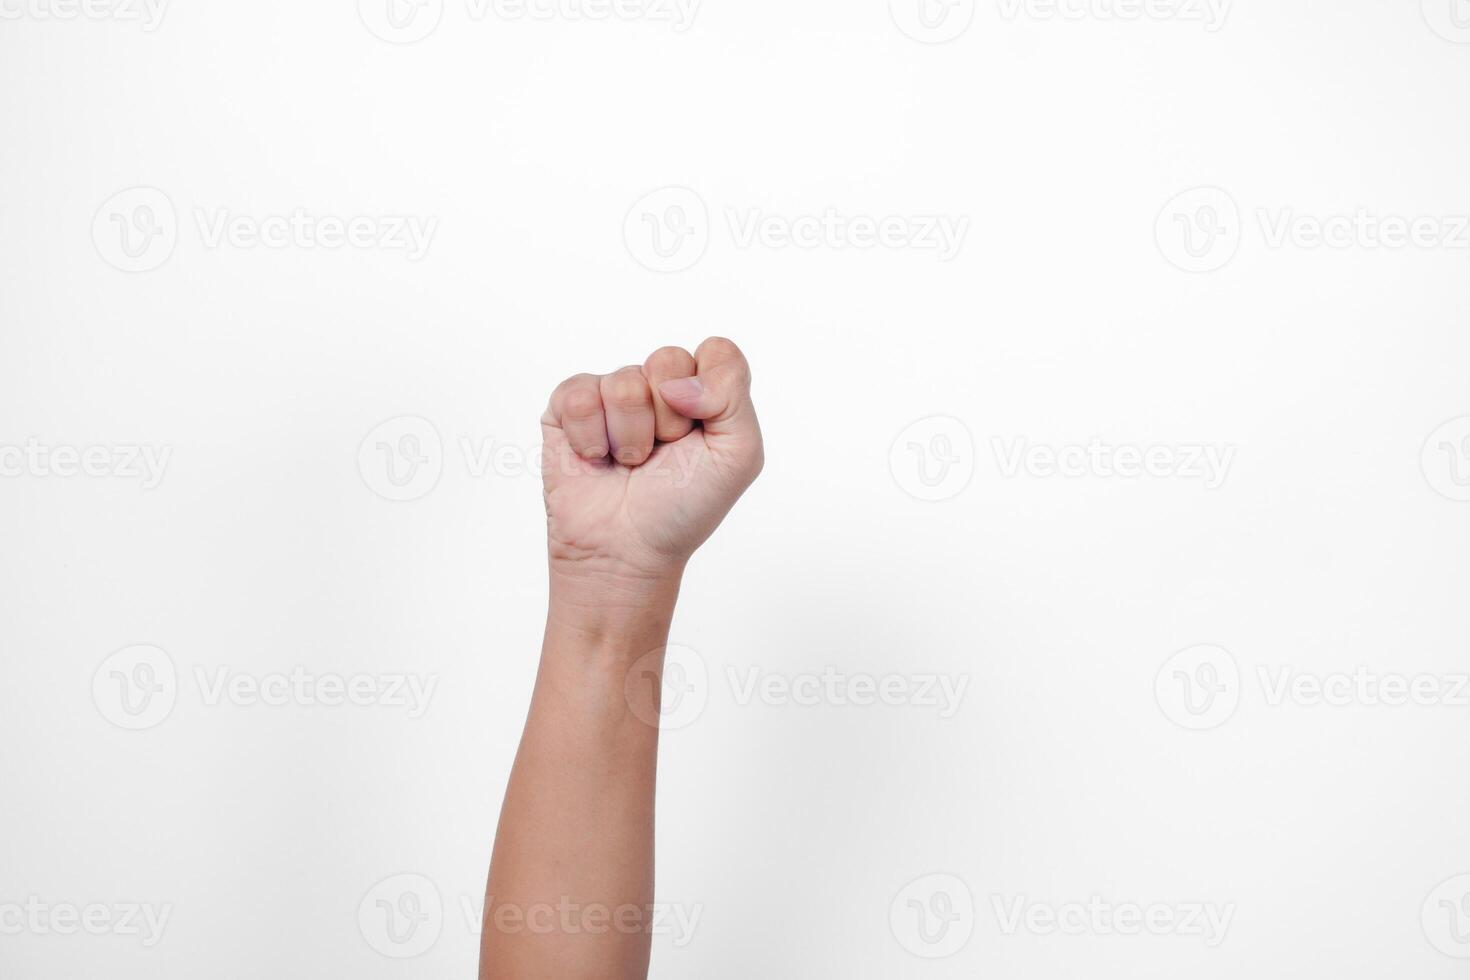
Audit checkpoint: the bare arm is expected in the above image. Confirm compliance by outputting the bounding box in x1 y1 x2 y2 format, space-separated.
480 339 763 980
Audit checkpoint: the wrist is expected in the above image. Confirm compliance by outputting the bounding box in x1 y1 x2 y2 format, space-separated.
546 557 684 641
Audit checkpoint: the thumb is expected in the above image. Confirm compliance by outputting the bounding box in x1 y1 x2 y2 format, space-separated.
656 337 762 455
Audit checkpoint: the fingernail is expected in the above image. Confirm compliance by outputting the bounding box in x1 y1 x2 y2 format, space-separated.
659 377 703 400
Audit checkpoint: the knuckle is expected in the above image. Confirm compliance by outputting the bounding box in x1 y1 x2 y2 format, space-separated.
557 372 595 389
699 336 742 360
646 345 694 374
561 385 603 421
604 371 650 409
716 359 752 390
699 337 751 385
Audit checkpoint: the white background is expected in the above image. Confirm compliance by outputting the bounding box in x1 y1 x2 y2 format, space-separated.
3 0 1470 977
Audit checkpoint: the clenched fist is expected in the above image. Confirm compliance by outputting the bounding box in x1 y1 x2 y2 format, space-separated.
541 337 763 580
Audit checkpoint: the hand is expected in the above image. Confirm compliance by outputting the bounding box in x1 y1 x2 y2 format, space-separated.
541 337 764 582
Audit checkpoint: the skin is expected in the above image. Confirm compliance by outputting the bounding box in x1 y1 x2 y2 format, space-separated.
480 338 763 980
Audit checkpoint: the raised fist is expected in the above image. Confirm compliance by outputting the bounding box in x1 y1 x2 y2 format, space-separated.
540 337 763 578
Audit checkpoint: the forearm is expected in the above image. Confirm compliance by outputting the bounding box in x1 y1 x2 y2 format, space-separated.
480 565 683 980
480 336 761 979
